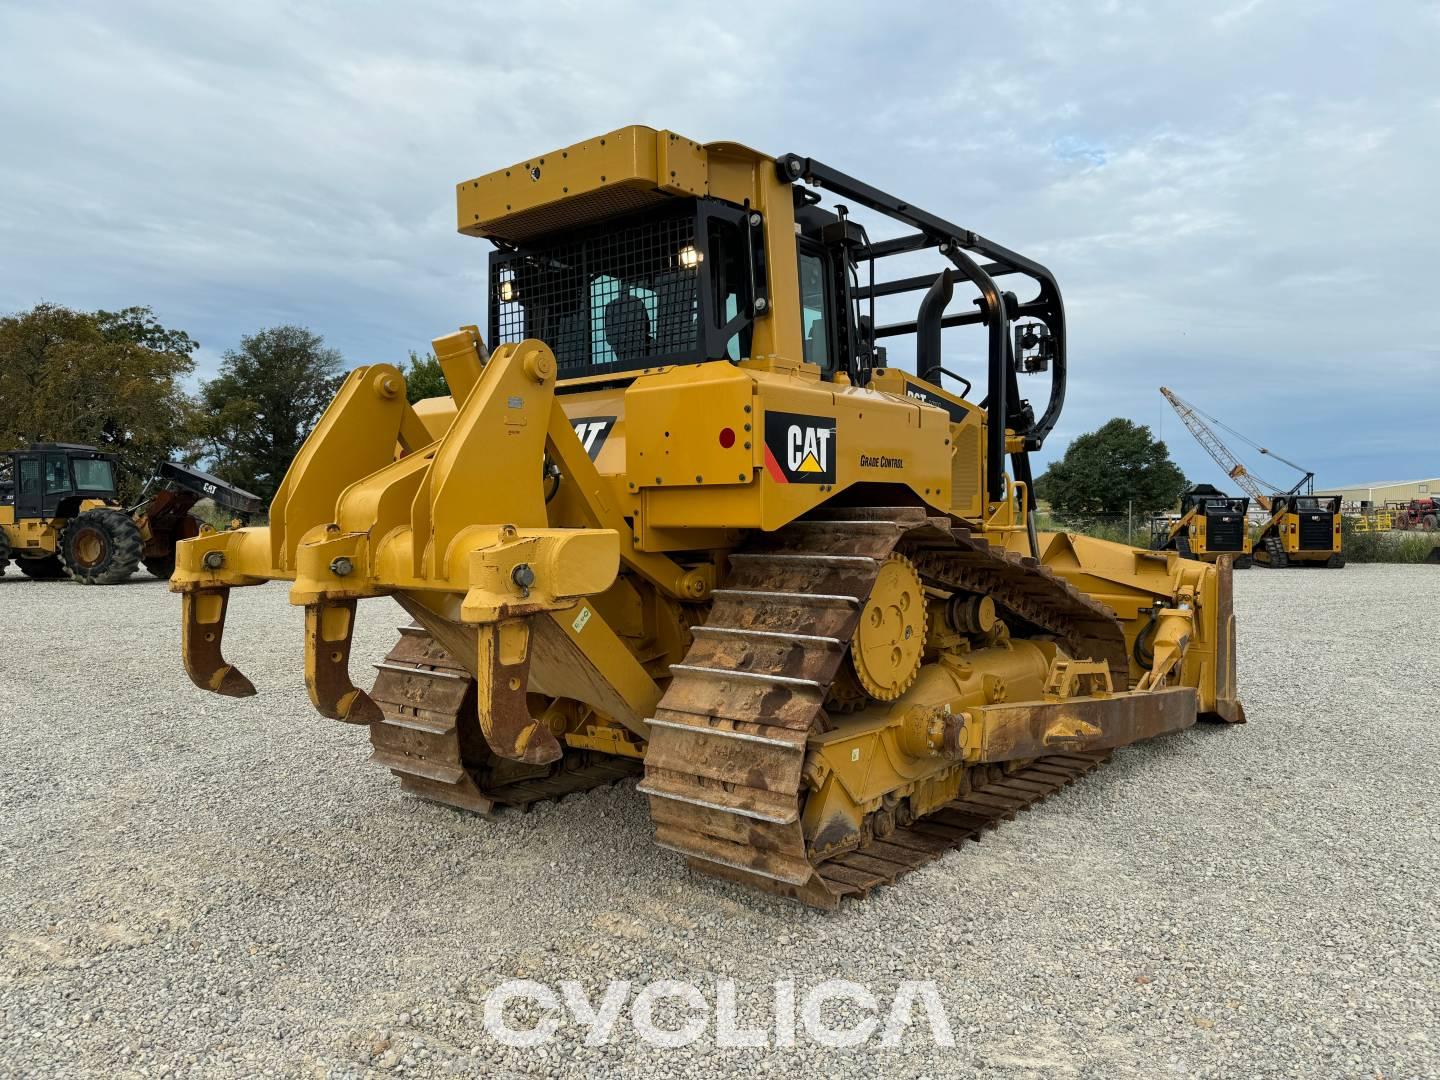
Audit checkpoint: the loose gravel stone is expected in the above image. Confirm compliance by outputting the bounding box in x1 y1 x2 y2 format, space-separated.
0 564 1436 1078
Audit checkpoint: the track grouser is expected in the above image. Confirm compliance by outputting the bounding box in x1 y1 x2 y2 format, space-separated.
173 127 1245 907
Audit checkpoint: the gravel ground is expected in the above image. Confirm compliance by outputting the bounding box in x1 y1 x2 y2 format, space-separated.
1 564 1437 1078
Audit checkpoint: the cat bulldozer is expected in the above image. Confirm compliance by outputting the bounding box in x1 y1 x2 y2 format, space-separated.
171 127 1244 908
0 443 261 583
1152 484 1253 568
1252 494 1345 568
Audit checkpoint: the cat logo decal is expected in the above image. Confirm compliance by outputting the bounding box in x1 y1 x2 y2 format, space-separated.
570 416 616 461
763 412 837 485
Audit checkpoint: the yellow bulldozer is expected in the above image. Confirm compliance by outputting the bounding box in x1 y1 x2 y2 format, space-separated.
171 127 1244 908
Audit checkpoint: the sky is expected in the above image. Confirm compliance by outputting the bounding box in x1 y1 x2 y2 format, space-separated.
1 0 1436 487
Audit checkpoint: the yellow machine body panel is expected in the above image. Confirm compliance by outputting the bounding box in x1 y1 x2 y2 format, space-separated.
458 127 708 244
1 498 112 556
171 125 1246 909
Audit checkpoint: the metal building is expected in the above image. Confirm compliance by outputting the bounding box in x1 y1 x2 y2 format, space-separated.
1315 478 1438 507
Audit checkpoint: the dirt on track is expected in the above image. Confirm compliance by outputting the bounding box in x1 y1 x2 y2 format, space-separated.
0 565 1436 1078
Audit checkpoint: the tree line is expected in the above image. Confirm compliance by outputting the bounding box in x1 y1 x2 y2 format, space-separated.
0 302 444 502
1 301 1189 517
1034 417 1188 523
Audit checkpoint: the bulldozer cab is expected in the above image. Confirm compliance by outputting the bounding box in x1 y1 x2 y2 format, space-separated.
1 444 118 521
474 130 1068 515
486 195 868 383
488 199 766 378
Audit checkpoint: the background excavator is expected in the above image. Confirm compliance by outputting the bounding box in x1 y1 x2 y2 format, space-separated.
171 127 1244 908
1159 387 1344 568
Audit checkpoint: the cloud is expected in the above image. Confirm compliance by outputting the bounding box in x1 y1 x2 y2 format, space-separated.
0 0 1435 487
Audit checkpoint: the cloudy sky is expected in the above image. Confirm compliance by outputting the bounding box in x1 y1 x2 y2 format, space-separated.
2 0 1435 486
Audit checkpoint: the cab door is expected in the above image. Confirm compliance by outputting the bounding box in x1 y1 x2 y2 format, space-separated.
42 454 74 517
15 457 43 519
796 241 837 375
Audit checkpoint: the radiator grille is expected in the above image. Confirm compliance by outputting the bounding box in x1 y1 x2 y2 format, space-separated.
1204 512 1247 552
949 422 983 519
1298 514 1334 550
490 211 700 377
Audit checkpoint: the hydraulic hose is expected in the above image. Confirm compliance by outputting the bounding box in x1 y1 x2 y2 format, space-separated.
1132 605 1160 670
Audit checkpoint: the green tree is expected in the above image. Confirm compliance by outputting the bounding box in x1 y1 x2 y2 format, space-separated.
192 325 344 501
95 306 199 358
0 302 197 499
1035 418 1187 520
404 349 449 403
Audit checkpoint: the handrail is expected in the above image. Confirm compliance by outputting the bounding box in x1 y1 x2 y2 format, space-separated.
775 152 1068 474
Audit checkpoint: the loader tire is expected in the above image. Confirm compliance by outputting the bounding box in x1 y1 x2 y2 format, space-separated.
1424 514 1438 532
17 554 66 579
0 529 9 575
60 508 143 585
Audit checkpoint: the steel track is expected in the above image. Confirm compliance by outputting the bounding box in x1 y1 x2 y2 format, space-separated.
368 626 640 816
365 508 1137 909
639 507 1129 908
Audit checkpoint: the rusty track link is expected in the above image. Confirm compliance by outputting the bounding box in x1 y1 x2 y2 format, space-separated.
368 626 640 816
640 507 1130 908
703 751 1111 903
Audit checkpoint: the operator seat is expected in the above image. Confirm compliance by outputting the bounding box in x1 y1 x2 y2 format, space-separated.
604 292 652 363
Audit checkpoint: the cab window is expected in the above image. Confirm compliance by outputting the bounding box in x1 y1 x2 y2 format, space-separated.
44 455 72 494
798 249 830 369
73 458 114 492
19 459 40 497
708 217 752 361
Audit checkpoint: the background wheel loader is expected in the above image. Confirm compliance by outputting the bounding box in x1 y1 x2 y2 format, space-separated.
0 443 261 583
1152 483 1253 567
171 126 1244 908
